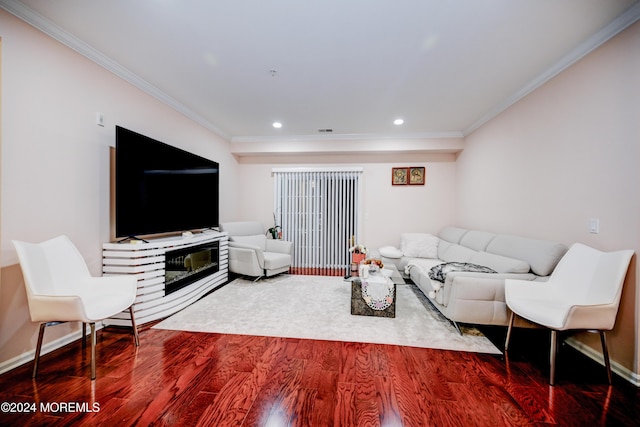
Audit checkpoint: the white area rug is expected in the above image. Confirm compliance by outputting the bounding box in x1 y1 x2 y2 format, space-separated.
153 274 501 354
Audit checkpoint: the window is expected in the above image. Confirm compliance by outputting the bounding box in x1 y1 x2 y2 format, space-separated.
273 168 363 275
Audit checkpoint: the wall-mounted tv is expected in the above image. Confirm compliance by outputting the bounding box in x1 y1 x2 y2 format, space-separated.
115 126 219 239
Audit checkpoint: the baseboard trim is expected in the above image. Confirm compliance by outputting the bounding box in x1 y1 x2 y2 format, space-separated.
0 323 103 376
565 337 639 387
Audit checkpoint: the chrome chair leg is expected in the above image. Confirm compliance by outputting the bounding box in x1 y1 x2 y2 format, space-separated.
32 323 47 378
82 322 87 349
451 320 463 336
129 306 140 346
600 331 613 384
505 312 515 352
550 330 559 386
90 323 96 380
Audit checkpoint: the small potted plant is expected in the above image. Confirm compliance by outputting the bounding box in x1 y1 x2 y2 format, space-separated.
266 214 282 239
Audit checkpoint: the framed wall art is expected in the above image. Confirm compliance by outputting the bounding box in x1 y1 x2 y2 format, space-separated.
409 167 425 185
392 166 425 185
392 167 408 185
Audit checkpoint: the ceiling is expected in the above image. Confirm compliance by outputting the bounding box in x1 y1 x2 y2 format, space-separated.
3 0 639 143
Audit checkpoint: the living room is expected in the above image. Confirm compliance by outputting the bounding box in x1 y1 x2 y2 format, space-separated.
0 1 639 422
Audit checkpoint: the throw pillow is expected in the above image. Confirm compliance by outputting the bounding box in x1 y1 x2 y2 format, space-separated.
428 262 497 283
401 233 439 258
379 246 403 259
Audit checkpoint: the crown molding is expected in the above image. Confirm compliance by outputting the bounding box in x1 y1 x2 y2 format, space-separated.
463 2 640 136
231 131 464 144
0 0 231 140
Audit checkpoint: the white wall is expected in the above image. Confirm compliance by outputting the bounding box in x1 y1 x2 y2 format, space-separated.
0 10 239 366
234 152 458 250
457 21 640 373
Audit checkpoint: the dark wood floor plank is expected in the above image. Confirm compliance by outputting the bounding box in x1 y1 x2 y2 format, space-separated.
288 388 319 427
337 341 358 383
156 390 217 427
386 345 441 426
373 375 404 427
297 342 339 426
135 355 212 426
353 344 380 402
333 381 358 426
195 371 253 426
230 338 304 426
1 324 639 426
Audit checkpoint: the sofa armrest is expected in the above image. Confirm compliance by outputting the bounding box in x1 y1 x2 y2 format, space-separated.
438 272 536 306
446 271 537 284
229 241 260 251
228 242 265 267
266 239 293 255
430 272 535 304
441 275 517 325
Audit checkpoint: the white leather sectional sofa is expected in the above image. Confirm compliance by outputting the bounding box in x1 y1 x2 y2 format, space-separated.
379 227 568 332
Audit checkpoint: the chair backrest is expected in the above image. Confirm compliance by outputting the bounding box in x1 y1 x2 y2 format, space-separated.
549 243 634 305
13 236 92 298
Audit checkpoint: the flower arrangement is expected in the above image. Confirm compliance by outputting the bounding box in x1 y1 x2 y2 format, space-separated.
348 236 367 265
349 244 367 254
266 213 282 239
363 258 384 269
348 235 367 254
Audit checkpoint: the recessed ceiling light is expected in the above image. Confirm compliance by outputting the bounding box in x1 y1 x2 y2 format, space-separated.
272 122 282 129
394 119 404 125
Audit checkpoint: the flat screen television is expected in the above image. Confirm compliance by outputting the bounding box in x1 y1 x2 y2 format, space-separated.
115 126 219 239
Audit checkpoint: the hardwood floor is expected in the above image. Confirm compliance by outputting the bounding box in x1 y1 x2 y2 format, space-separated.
0 324 638 426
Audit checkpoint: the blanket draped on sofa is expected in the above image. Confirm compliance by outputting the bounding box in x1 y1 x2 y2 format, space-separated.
428 262 497 283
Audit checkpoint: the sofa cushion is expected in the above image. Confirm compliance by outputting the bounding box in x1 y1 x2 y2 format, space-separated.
486 235 567 276
428 262 497 283
230 234 267 251
438 227 468 244
459 231 496 252
437 240 452 259
263 251 291 270
441 244 476 263
401 233 439 258
470 251 530 274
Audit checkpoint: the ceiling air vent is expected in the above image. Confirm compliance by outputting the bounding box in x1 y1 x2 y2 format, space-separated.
318 128 333 133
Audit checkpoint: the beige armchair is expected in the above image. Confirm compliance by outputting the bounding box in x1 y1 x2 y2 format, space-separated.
505 243 634 385
220 221 293 280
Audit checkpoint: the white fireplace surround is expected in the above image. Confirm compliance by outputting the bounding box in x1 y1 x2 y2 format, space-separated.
102 231 228 326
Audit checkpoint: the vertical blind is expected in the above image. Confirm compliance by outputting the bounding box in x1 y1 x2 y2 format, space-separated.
273 168 363 274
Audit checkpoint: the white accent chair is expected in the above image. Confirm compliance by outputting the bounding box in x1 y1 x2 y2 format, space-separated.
504 243 634 385
13 235 139 380
220 221 293 280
